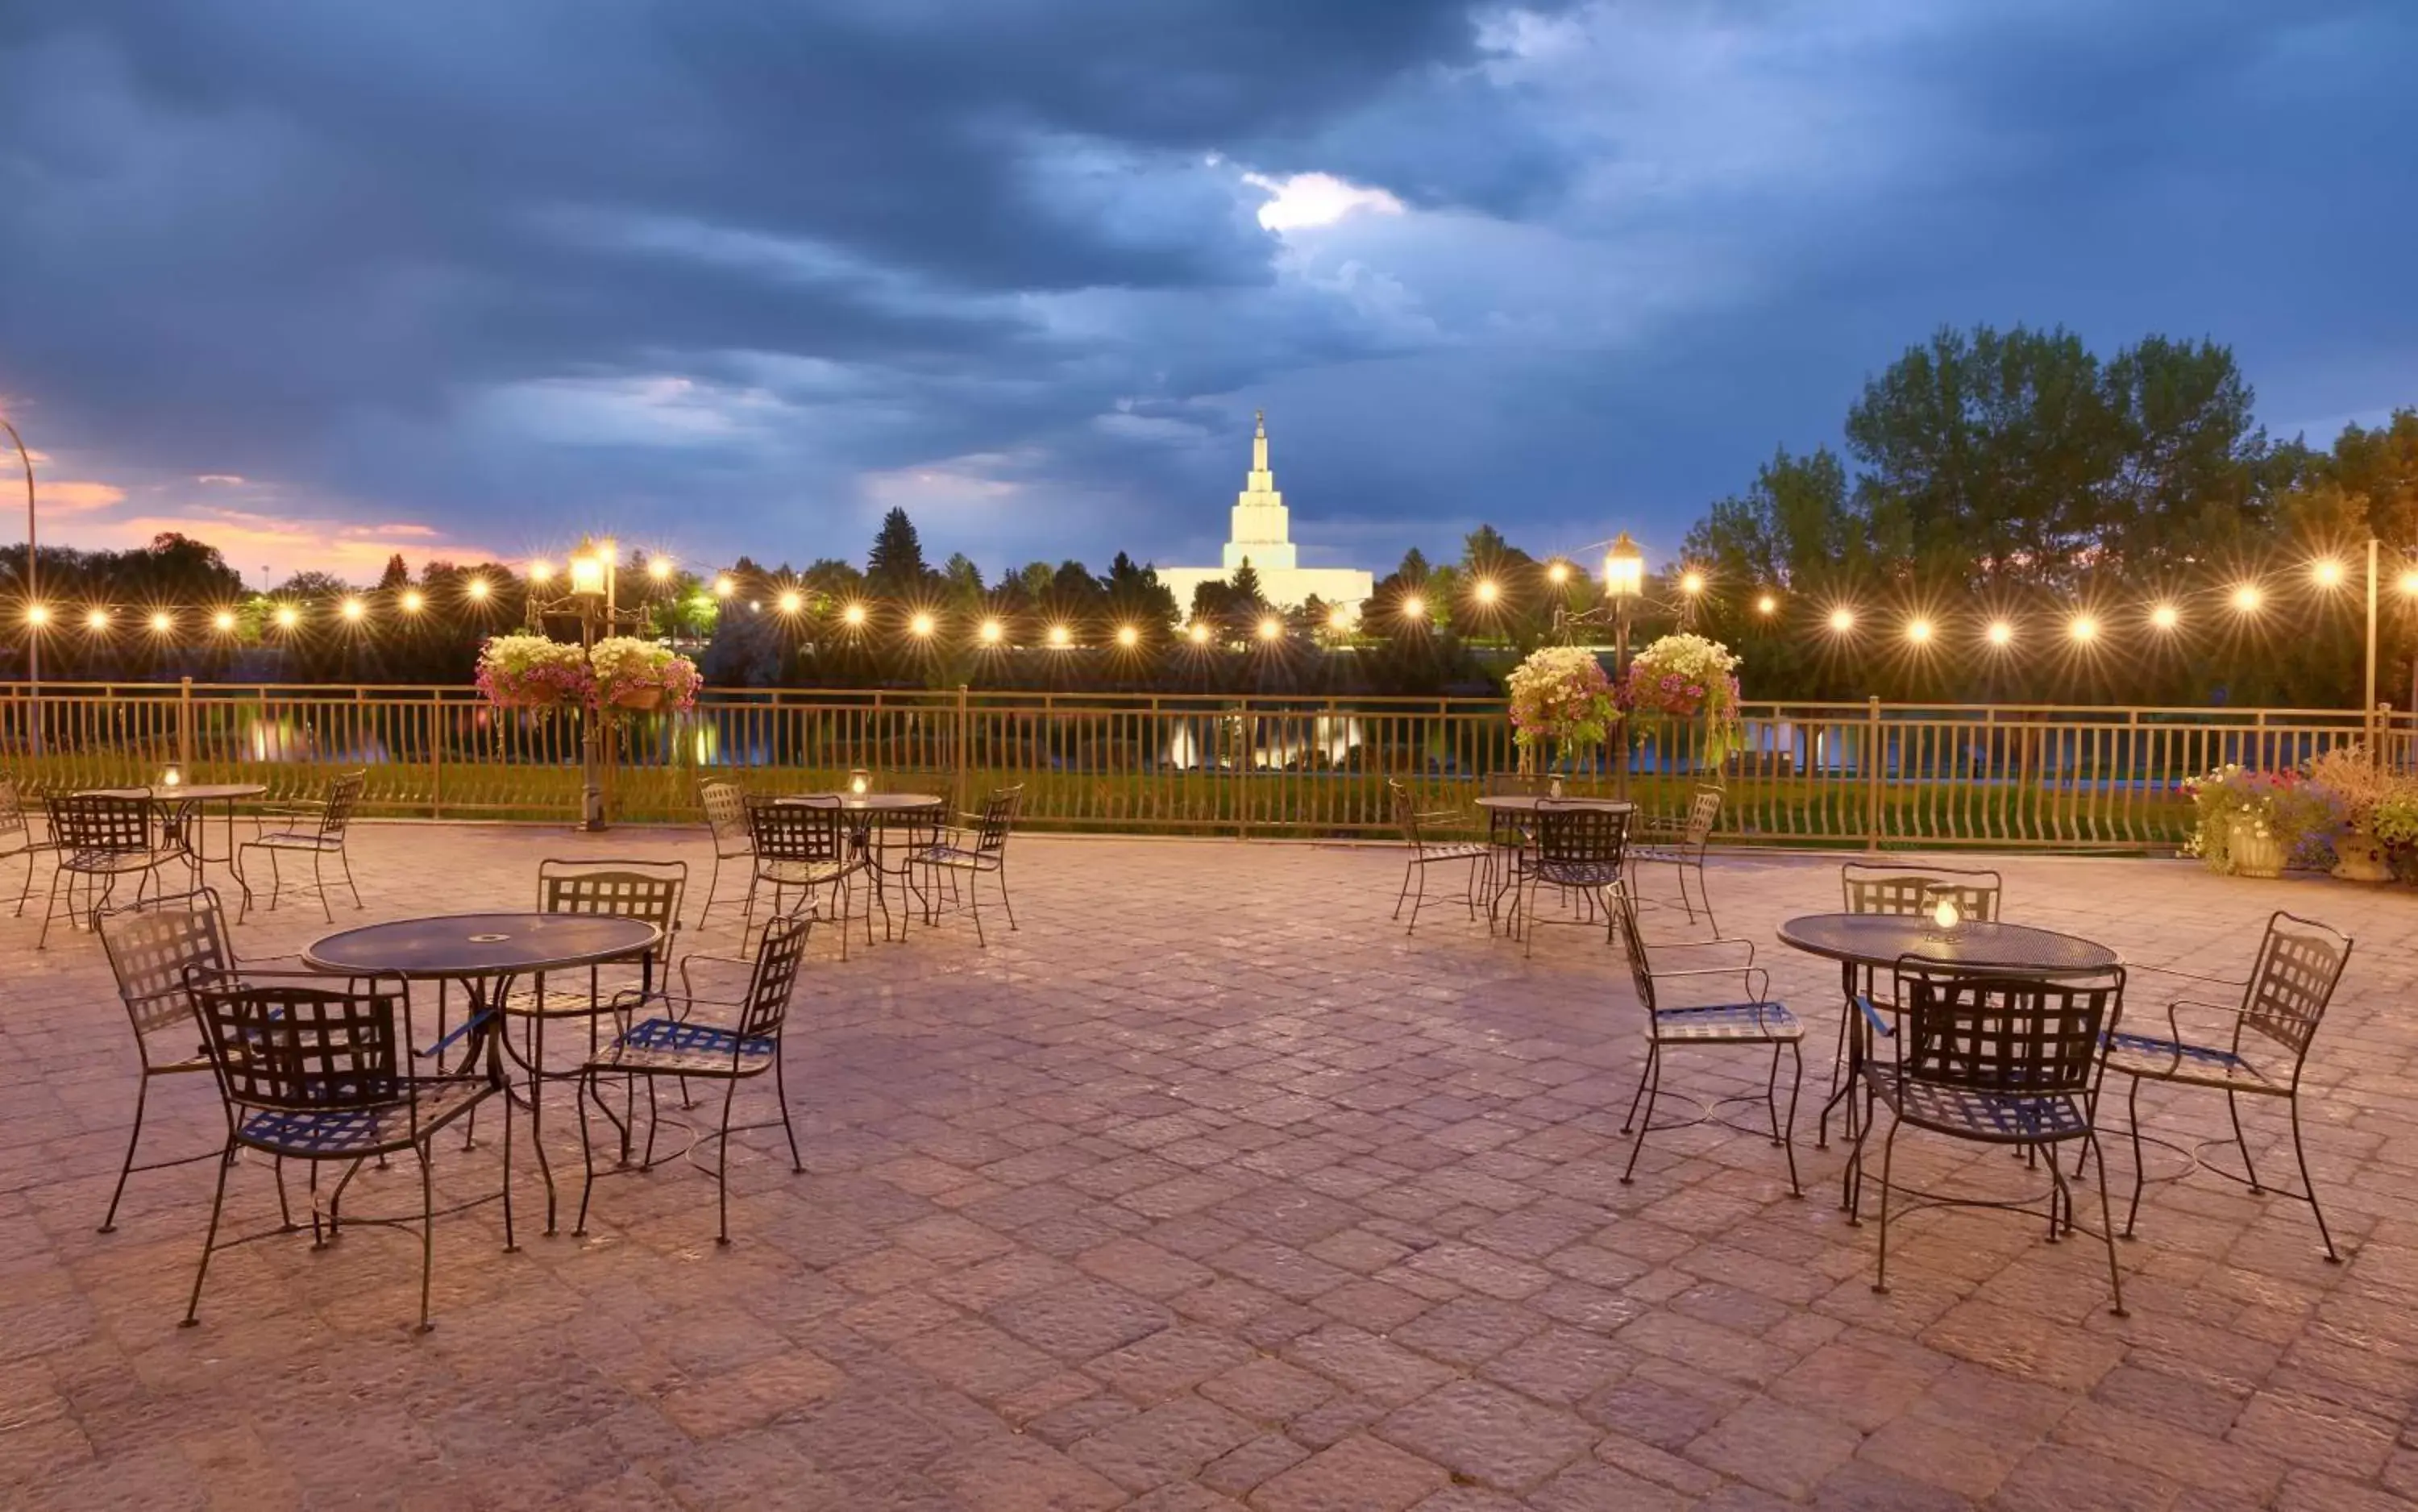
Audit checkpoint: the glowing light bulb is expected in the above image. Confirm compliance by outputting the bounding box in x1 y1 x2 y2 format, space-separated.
1327 607 1351 630
1905 617 1933 645
2312 559 2345 588
466 576 491 600
1187 621 1210 644
1548 562 1570 585
1755 593 1777 617
1116 624 1139 648
1047 623 1070 647
1931 896 1960 932
777 591 803 614
647 557 672 582
910 613 936 638
1400 594 1427 621
841 602 866 626
1986 620 2014 647
1257 616 1282 642
1474 579 1500 604
212 610 235 632
24 604 48 627
149 611 172 633
2150 602 2179 630
1827 607 1855 633
2399 570 2418 598
86 609 110 631
1680 571 1706 596
979 618 1003 644
276 606 299 629
713 575 734 598
401 589 425 613
529 560 554 584
2231 584 2262 613
2069 614 2099 642
340 598 365 622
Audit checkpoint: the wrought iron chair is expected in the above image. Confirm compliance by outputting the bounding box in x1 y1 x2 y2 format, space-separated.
1514 800 1631 957
2 776 57 917
1386 779 1488 935
1614 892 1804 1195
2100 912 2352 1261
235 770 367 922
743 797 867 957
1822 862 2007 1144
694 779 753 928
94 890 247 1233
575 916 812 1244
908 785 1024 946
1630 787 1723 933
1480 771 1543 927
1846 957 2128 1317
36 792 185 949
183 971 504 1332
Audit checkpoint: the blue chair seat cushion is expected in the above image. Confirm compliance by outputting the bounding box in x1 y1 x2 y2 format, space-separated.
236 1078 488 1156
592 1016 776 1075
2101 1031 2279 1092
1651 1001 1803 1043
1863 1065 2089 1142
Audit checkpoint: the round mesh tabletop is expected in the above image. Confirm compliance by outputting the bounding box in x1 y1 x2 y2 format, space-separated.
304 912 660 979
88 783 268 801
1472 795 1635 812
1777 913 2119 974
778 792 945 812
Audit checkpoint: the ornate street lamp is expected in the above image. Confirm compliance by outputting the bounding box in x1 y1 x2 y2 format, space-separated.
1602 531 1644 682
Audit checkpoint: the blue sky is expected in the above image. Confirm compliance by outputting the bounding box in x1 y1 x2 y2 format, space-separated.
2 0 2412 588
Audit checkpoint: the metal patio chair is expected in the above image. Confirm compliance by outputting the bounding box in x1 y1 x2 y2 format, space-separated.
93 890 250 1233
3 777 60 917
2099 911 2352 1261
575 916 812 1245
1822 861 2006 1143
1847 957 2128 1317
1514 800 1631 957
1480 771 1543 928
908 785 1024 946
1614 892 1804 1196
695 779 753 928
183 971 504 1332
36 792 186 948
1631 786 1723 933
1386 779 1488 935
235 770 366 923
743 797 867 957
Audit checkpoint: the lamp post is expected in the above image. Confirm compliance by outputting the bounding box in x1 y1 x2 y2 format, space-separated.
566 546 613 830
1603 532 1645 798
2 416 37 755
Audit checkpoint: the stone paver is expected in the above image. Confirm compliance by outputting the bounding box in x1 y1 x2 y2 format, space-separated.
5 824 2417 1508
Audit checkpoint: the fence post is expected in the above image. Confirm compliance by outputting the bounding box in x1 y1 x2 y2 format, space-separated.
430 690 444 820
1239 700 1253 841
177 676 193 772
953 684 970 813
1864 696 1883 854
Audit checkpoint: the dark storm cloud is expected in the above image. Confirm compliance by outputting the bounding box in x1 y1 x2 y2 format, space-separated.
0 0 2411 577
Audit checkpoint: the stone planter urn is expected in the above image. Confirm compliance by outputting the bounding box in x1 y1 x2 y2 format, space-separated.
2332 827 2394 883
2228 815 2285 879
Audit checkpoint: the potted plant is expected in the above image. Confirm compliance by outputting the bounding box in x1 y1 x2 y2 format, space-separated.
476 633 592 711
2181 763 2329 878
1505 646 1621 794
2368 790 2418 880
592 636 703 715
1621 633 1747 772
2305 745 2401 883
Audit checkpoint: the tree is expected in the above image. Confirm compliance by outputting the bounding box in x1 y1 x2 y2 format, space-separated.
376 554 411 592
866 507 929 597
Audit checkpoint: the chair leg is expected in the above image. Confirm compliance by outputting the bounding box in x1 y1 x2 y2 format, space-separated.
715 1079 738 1247
312 852 333 924
2290 1096 2341 1263
997 862 1017 931
99 1074 153 1233
773 1056 804 1174
339 848 362 911
1872 1120 1901 1294
2226 1089 2263 1194
1780 1040 1803 1198
1620 1043 1662 1185
181 1139 237 1327
1844 1093 1875 1223
1693 861 1718 937
968 868 987 949
2087 1132 2129 1315
413 1141 437 1333
574 1070 600 1237
1392 858 1413 923
35 863 68 949
1406 859 1428 935
2122 1076 2146 1240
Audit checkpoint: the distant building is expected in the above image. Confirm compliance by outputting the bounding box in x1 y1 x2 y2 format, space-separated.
1154 412 1375 621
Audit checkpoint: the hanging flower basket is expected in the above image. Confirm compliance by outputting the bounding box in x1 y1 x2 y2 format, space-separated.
476 633 593 712
1621 633 1745 771
1505 646 1620 774
592 636 702 717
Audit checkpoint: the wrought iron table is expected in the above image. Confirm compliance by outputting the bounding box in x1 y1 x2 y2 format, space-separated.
1472 795 1635 932
88 783 268 895
1779 912 2121 1178
304 911 662 1245
779 791 947 937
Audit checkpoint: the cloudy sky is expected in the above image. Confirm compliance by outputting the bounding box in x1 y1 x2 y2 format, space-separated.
2 0 2411 588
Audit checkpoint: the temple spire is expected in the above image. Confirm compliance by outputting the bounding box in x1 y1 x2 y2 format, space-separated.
1253 410 1268 475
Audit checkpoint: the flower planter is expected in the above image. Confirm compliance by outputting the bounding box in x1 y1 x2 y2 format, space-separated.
612 686 665 712
2331 829 2393 883
2228 816 2285 879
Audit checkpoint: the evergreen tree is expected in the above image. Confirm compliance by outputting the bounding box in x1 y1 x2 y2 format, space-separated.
866 507 929 596
377 553 411 591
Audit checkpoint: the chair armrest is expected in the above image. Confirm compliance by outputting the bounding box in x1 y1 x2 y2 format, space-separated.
1649 965 1770 1003
1854 994 1896 1040
1411 809 1465 827
1647 935 1756 967
2128 961 2246 991
678 952 755 999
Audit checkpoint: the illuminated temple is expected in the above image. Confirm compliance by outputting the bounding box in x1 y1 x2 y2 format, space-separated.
1154 412 1374 621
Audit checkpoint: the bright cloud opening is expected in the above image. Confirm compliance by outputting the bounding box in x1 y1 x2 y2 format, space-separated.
1243 171 1406 232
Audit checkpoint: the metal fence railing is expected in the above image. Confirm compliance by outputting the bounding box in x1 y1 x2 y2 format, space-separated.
1 681 2407 851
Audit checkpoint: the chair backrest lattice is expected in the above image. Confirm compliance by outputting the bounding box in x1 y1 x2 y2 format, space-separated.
699 781 750 849
1484 772 1543 797
748 798 852 867
1614 893 1658 1015
737 917 812 1041
1531 802 1630 874
2237 911 2350 1062
970 786 1024 857
538 861 685 946
193 977 410 1115
51 794 155 855
0 779 30 846
316 771 368 841
1387 779 1427 847
1891 959 2121 1103
1681 787 1722 845
99 891 237 1039
1843 862 2003 922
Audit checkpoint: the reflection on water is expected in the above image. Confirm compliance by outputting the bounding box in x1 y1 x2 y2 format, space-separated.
1164 715 1363 771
